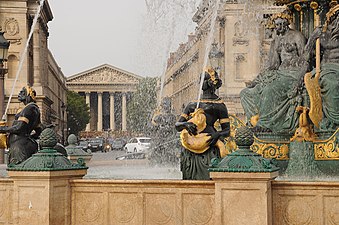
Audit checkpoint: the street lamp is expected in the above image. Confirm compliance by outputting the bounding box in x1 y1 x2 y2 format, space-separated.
0 32 10 164
0 32 10 119
61 103 66 145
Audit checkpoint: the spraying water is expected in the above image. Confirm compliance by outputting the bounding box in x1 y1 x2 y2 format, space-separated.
141 0 200 106
196 0 221 108
2 0 45 121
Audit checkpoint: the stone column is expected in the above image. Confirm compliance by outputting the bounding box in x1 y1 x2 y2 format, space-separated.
85 92 90 131
109 92 115 131
122 93 127 131
97 92 103 131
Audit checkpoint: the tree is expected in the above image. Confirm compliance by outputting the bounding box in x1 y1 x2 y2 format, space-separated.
127 77 158 134
66 91 90 136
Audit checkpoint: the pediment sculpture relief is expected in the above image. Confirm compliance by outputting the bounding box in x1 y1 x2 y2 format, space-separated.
68 68 139 84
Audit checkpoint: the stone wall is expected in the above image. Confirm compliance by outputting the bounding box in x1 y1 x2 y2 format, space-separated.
70 180 215 225
0 179 13 224
0 177 339 224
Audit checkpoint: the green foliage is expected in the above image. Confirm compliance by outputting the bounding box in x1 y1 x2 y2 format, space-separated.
66 91 90 136
127 77 158 133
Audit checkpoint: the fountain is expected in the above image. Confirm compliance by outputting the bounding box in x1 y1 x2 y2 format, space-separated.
0 0 339 224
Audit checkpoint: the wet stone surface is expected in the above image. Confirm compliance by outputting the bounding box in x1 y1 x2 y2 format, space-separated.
0 150 182 179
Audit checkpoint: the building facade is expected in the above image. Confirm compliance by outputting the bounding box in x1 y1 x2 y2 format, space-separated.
162 0 282 118
66 64 142 133
0 0 67 140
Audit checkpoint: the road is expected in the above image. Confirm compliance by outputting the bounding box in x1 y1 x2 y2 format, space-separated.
0 150 182 180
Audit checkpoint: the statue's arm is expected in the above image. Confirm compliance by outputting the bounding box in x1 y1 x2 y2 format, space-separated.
208 104 230 145
267 38 281 70
0 120 28 134
31 123 43 139
304 26 323 61
175 103 197 135
296 32 306 58
218 105 231 138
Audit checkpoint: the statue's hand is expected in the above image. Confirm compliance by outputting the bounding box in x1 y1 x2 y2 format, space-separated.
311 26 323 40
245 80 257 88
207 131 220 146
0 126 8 133
184 122 197 136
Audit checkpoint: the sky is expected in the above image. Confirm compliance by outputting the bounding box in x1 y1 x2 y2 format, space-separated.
48 0 200 77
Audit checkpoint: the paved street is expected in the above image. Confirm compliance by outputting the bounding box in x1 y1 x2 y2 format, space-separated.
0 150 182 180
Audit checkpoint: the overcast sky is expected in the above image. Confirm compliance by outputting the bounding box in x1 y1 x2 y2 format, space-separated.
48 0 200 77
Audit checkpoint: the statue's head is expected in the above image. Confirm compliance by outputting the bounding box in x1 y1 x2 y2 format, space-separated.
18 86 36 104
271 9 292 35
202 67 222 92
161 97 172 113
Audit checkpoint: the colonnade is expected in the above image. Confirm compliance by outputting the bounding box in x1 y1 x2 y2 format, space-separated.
83 91 128 132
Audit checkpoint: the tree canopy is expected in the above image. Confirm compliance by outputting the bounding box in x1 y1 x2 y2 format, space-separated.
66 91 90 136
127 77 158 134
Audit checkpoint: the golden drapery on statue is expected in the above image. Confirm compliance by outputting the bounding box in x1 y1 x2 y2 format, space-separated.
304 71 322 128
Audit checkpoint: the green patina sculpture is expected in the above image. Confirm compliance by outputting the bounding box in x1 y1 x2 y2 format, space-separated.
209 126 279 173
240 10 307 133
149 97 179 166
65 134 92 164
304 5 339 131
241 2 339 134
7 128 88 171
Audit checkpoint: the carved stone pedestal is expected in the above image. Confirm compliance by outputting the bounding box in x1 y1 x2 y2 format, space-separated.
7 128 88 225
8 170 87 225
209 126 280 225
211 171 278 225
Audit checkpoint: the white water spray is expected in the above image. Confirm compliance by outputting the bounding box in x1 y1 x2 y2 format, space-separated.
142 0 200 107
196 0 221 108
2 0 45 121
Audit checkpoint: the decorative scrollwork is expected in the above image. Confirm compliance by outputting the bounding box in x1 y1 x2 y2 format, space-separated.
251 137 289 160
314 129 339 160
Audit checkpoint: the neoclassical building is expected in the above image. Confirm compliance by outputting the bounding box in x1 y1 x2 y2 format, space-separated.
162 0 282 117
66 64 142 132
0 0 67 141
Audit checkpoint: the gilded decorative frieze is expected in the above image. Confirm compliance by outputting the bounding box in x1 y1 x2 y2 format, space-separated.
314 129 339 160
251 136 289 160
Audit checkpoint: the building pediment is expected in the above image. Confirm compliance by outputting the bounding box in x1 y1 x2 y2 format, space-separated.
67 64 142 85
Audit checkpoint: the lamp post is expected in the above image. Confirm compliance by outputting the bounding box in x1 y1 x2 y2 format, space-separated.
0 32 10 119
0 32 10 164
61 103 66 145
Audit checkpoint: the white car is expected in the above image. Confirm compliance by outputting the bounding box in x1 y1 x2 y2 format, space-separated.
124 137 151 153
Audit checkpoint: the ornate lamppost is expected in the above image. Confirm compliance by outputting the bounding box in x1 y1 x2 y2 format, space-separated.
0 32 10 164
61 102 66 145
0 32 10 119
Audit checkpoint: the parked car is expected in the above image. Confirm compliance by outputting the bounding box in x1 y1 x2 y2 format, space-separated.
110 138 126 151
87 138 104 152
79 140 89 152
124 137 151 153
